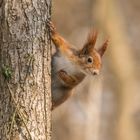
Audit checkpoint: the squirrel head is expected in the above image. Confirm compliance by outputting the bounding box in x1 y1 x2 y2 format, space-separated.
77 30 108 76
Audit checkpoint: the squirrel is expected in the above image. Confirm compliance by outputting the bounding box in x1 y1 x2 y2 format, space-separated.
47 20 108 110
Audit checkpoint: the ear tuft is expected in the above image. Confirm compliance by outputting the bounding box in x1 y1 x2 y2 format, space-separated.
87 30 98 47
98 39 109 57
81 29 98 53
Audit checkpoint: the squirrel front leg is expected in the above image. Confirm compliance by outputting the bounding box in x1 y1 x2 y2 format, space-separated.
57 70 84 88
52 70 76 110
47 20 72 56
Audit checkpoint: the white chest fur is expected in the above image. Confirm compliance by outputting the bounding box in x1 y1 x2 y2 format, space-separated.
53 54 80 75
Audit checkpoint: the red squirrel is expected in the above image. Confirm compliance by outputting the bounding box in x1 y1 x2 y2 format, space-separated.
47 21 108 110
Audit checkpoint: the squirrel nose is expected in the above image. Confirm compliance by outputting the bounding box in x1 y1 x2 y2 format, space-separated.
92 70 99 75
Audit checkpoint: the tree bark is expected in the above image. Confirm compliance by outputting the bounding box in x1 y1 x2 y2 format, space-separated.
0 0 52 139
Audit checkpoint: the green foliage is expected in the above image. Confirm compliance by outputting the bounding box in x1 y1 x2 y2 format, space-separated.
2 65 12 80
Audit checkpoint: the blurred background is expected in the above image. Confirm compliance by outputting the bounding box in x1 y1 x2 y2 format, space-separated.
52 0 140 140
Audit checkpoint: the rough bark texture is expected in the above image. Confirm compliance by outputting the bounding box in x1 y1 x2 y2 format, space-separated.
0 0 51 139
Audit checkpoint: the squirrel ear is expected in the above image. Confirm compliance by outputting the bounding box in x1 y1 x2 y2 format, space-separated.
98 39 109 57
82 30 98 53
87 30 98 47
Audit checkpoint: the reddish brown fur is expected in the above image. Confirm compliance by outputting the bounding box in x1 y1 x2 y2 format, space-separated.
86 30 98 47
98 39 109 56
47 20 108 109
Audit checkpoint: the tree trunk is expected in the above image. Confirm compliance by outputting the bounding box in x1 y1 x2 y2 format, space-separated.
0 0 52 139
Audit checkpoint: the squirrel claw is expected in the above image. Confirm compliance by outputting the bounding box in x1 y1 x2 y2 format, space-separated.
46 19 56 34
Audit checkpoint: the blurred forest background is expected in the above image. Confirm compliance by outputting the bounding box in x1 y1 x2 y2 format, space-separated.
52 0 140 140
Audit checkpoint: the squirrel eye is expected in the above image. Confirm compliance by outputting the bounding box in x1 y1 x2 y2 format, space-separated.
87 56 93 64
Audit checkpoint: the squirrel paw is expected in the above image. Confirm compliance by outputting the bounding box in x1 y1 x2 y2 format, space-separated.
57 70 77 87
